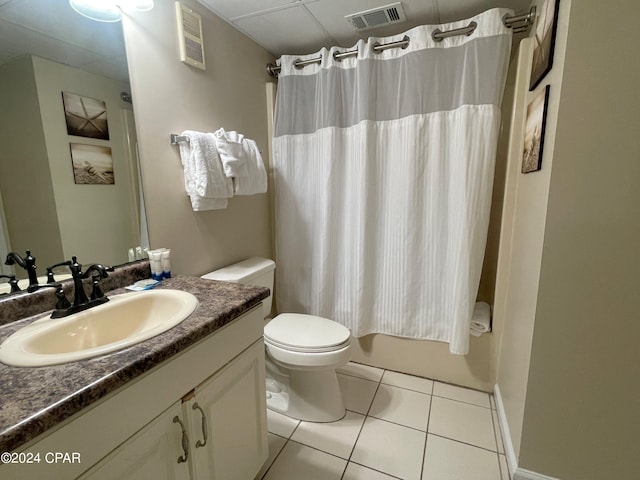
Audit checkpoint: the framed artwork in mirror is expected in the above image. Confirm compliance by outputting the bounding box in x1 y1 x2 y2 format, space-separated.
62 92 110 140
522 86 550 174
70 144 115 185
530 0 560 90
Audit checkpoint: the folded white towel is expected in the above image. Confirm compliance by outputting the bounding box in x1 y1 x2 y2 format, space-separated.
233 138 267 195
213 128 249 178
179 131 233 211
470 301 491 337
212 128 267 195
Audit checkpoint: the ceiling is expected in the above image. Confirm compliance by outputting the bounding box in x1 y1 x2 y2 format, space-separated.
0 0 128 82
196 0 532 56
0 0 532 82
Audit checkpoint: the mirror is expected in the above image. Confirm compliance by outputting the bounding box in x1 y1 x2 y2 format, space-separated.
0 0 148 295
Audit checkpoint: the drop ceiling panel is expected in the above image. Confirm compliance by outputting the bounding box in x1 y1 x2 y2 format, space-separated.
234 5 335 56
305 0 438 47
196 0 300 20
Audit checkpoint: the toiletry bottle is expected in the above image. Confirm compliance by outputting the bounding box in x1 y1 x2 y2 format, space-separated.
161 249 171 279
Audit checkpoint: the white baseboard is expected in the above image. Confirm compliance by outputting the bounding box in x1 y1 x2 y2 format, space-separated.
493 384 519 475
494 384 561 480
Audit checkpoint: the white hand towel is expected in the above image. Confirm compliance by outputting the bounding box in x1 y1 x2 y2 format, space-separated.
179 131 233 211
213 128 249 178
233 138 268 195
470 301 491 337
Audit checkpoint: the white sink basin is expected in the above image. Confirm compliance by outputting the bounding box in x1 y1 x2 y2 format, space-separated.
0 289 198 367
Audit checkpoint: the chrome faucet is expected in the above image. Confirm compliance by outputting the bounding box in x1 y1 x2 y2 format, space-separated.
4 250 38 290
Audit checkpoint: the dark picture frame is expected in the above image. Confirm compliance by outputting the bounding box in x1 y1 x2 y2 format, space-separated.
62 92 110 140
522 86 550 174
529 0 560 91
70 143 115 185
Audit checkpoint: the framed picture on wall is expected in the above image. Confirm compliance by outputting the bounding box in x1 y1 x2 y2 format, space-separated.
529 0 560 90
70 143 115 185
522 86 550 174
62 92 110 140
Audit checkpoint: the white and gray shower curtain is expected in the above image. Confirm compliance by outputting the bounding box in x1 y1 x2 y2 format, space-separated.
273 9 512 354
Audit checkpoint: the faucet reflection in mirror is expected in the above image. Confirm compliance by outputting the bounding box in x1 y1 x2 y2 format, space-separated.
4 250 38 292
3 249 114 318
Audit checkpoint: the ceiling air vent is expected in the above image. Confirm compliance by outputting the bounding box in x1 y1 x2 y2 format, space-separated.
345 2 407 31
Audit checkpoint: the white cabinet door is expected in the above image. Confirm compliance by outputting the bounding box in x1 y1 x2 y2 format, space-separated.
78 401 191 480
188 340 268 480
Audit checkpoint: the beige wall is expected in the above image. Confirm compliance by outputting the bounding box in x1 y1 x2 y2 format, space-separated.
517 0 640 478
32 57 139 266
0 56 63 271
494 0 571 466
121 1 275 276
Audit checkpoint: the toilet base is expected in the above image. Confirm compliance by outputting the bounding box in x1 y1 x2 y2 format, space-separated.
266 365 346 422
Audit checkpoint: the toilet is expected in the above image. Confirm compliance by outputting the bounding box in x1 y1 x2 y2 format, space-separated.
202 257 351 422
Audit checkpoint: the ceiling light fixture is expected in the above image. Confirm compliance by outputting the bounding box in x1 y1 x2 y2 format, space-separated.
69 0 154 23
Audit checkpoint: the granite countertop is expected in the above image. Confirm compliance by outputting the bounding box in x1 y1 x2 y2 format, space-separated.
0 275 269 453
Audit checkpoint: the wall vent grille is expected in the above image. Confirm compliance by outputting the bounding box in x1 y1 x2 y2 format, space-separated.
345 2 407 31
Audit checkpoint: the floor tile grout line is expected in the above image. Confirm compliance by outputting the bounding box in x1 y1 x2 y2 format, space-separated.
379 381 435 396
431 393 492 409
285 437 354 462
337 370 384 383
367 413 428 433
490 406 506 480
427 432 501 454
419 389 435 480
259 436 289 480
347 459 405 479
340 370 493 409
340 368 386 479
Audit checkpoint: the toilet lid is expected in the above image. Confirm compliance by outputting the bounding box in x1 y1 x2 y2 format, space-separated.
264 313 351 353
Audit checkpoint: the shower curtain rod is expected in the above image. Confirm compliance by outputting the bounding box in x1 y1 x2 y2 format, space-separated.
266 6 536 77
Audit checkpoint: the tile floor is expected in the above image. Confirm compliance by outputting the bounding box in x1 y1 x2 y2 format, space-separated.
256 362 510 480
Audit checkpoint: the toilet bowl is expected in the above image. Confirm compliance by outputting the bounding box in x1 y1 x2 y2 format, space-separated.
202 258 352 422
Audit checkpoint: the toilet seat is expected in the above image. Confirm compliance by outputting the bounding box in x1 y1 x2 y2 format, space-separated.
264 313 351 353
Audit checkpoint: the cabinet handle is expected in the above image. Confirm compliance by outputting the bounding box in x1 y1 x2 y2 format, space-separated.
192 402 208 448
173 415 190 464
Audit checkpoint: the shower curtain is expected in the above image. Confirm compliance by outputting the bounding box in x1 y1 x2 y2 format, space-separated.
272 8 512 354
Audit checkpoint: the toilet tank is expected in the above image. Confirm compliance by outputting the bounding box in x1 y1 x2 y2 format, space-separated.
201 257 275 318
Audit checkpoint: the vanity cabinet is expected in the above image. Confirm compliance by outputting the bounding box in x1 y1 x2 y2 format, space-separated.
78 340 267 480
2 305 267 480
184 340 267 479
77 401 190 480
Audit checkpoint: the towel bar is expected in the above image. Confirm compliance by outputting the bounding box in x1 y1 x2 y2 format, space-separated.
170 134 190 145
170 133 263 153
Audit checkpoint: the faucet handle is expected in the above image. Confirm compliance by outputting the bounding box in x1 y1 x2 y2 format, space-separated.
0 274 21 293
54 287 72 310
90 274 105 300
83 264 113 279
46 260 73 283
27 282 71 310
